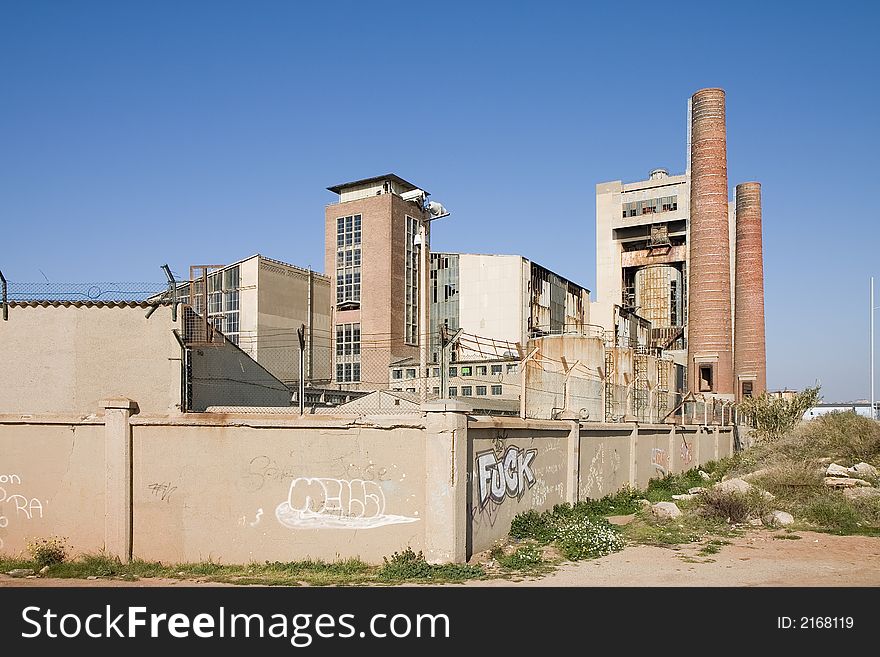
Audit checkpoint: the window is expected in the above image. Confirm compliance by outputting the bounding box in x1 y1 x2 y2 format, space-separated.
449 367 457 377
476 386 487 396
491 364 503 375
432 367 440 377
406 388 416 393
461 386 473 396
506 364 518 373
699 365 713 392
491 385 502 395
405 215 418 344
336 215 362 307
204 265 241 345
432 387 440 395
448 386 457 397
406 368 416 379
392 369 402 380
622 195 678 219
476 366 487 376
460 366 472 376
742 381 754 398
335 323 361 383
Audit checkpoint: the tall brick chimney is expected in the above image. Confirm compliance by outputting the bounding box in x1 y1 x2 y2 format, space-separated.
734 182 767 400
687 88 734 396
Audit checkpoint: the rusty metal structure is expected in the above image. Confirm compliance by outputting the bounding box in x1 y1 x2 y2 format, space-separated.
734 182 767 400
687 88 734 396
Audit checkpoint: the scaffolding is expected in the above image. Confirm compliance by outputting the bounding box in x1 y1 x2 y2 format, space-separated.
633 349 650 422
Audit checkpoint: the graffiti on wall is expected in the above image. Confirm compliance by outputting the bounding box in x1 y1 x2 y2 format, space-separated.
651 448 668 476
0 474 45 550
475 446 538 509
680 437 693 467
275 477 419 530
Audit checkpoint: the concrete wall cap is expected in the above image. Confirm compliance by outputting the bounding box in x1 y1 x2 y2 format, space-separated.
421 399 475 413
99 398 139 411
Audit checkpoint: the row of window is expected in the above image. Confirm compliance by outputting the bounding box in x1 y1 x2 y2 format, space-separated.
392 385 504 396
336 215 362 305
391 363 517 379
622 195 678 218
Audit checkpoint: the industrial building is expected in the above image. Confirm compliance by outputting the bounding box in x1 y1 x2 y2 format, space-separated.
430 253 591 362
593 88 767 402
168 254 332 386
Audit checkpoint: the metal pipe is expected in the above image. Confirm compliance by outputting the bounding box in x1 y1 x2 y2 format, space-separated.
307 267 313 382
1 269 9 321
872 276 875 421
418 219 429 403
297 324 305 415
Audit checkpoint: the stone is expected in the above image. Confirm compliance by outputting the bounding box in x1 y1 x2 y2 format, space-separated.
826 463 851 477
824 477 871 488
742 468 772 482
651 502 682 520
850 463 878 479
6 569 34 578
87 576 99 580
842 487 880 501
607 514 636 526
714 478 754 495
698 470 711 480
763 510 795 527
688 487 705 495
747 518 763 527
637 499 652 510
39 566 49 575
672 494 697 502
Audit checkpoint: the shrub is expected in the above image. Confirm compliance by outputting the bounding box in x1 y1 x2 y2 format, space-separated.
378 547 483 582
509 509 555 542
494 545 545 570
738 385 821 443
801 411 880 464
698 489 770 524
554 517 624 560
26 536 69 568
801 494 862 532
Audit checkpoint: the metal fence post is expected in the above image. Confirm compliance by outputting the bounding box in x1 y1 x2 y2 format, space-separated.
0 270 7 321
297 324 305 415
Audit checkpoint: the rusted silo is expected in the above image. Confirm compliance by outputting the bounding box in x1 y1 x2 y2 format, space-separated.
687 88 734 395
734 182 766 400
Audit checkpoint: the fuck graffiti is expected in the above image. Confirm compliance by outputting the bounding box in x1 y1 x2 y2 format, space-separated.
475 446 538 509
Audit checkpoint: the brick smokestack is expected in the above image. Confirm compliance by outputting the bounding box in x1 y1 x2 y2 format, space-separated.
687 88 734 395
734 182 766 399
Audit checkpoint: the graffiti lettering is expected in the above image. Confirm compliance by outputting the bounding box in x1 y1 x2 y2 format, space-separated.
0 487 44 520
275 477 419 530
476 446 538 509
147 482 177 502
0 474 21 485
651 448 669 476
680 438 693 466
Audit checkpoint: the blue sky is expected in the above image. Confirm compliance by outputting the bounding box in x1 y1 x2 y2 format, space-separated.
1 1 878 402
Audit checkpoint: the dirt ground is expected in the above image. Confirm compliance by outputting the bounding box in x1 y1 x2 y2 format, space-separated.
2 530 879 587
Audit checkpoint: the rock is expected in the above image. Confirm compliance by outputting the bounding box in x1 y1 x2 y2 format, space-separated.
39 566 50 575
763 510 795 527
6 569 34 578
688 487 705 495
747 518 763 527
714 478 754 495
87 576 99 580
607 514 635 526
850 462 878 478
672 494 697 502
742 468 772 482
842 487 880 501
698 470 711 480
826 463 852 477
762 491 776 501
817 457 834 465
824 477 871 488
637 499 652 510
651 502 682 520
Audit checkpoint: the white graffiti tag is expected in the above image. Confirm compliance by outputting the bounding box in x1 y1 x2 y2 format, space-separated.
275 477 419 530
476 446 538 509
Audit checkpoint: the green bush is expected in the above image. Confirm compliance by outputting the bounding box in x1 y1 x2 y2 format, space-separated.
26 537 69 568
378 547 483 582
739 386 821 443
494 545 545 570
554 517 624 560
801 494 862 532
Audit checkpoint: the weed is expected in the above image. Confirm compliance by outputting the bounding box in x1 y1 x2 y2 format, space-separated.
554 517 624 560
494 545 547 571
698 488 770 524
800 493 862 533
645 469 707 502
26 536 68 567
377 547 483 582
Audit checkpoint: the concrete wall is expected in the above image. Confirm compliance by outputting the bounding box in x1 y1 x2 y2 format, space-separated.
131 418 426 563
467 421 570 552
189 335 292 412
0 304 181 415
458 254 527 347
0 402 735 565
0 417 107 555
